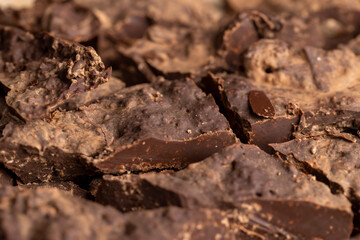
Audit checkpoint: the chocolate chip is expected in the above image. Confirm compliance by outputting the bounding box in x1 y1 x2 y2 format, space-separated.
248 90 275 118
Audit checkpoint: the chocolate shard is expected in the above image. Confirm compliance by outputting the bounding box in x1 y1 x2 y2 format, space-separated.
218 14 259 69
0 25 111 121
248 90 275 118
93 143 353 239
0 78 236 182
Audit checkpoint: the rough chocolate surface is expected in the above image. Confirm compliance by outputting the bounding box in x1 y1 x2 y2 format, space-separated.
93 143 352 239
203 37 360 152
0 78 235 182
0 25 111 120
0 0 359 239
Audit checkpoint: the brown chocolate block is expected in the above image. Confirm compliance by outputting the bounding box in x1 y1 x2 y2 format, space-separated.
204 38 360 151
0 25 111 121
93 143 352 239
0 186 285 240
0 78 236 182
202 72 300 152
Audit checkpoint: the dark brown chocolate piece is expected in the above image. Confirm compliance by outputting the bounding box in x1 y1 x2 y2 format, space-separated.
218 14 259 69
0 25 111 121
202 72 300 152
248 90 275 118
0 78 235 182
93 143 353 239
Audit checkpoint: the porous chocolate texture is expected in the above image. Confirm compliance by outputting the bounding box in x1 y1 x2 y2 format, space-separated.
0 25 111 121
203 38 360 151
93 143 353 239
0 78 236 182
0 186 279 240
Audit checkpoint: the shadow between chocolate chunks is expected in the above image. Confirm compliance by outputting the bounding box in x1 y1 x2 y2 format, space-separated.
0 78 235 182
92 143 353 239
0 25 111 121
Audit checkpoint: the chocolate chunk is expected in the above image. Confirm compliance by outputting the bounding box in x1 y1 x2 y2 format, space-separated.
218 14 259 69
202 72 300 152
0 186 279 240
271 136 360 235
93 143 353 239
0 78 236 182
248 90 275 118
41 2 102 42
0 26 111 121
203 37 360 151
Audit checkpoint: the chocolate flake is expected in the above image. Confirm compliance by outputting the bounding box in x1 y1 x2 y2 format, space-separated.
248 90 275 118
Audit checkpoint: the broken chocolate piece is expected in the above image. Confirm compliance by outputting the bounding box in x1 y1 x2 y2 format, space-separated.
248 90 275 118
93 143 353 239
271 136 360 236
202 72 300 152
0 25 111 121
0 78 236 182
218 14 259 69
